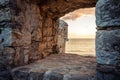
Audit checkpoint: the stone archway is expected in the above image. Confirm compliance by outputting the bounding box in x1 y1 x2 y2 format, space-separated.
0 0 120 79
0 0 96 66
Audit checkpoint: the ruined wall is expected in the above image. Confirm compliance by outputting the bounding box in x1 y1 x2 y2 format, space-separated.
96 0 120 76
58 20 68 53
0 0 96 67
1 0 120 79
0 0 59 67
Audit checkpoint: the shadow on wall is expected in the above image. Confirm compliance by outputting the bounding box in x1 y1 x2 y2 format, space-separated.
97 71 120 80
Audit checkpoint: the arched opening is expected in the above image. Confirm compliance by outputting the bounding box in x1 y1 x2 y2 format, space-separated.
2 0 120 80
60 8 96 57
10 3 97 79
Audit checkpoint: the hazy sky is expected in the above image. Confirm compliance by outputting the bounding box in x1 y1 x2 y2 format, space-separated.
61 8 96 39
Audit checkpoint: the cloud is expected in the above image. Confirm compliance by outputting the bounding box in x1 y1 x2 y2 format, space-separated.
61 8 95 20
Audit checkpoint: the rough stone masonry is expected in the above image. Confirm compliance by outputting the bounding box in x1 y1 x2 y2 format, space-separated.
0 0 95 79
0 0 59 66
96 0 120 73
2 0 120 80
0 0 95 67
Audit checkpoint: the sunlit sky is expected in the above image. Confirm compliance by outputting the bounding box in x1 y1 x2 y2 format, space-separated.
61 8 96 39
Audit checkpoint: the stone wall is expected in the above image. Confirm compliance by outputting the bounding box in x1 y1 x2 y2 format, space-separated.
96 0 120 74
1 0 120 79
0 0 59 67
58 20 68 53
0 3 98 80
0 0 96 67
2 0 120 80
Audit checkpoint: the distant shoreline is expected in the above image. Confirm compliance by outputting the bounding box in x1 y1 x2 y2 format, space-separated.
68 38 95 40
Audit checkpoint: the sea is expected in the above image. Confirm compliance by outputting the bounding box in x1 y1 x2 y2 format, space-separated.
65 38 95 56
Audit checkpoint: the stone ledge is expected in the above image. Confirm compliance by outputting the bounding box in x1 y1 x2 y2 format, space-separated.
11 54 96 80
96 30 120 65
97 64 120 75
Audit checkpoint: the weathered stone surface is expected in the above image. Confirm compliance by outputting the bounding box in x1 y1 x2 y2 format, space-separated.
0 8 11 22
58 20 68 53
40 0 96 18
43 71 63 80
96 30 120 65
96 0 120 27
2 47 15 65
0 0 96 68
8 0 60 65
0 63 12 80
29 41 43 62
0 0 9 7
12 30 31 46
12 54 96 80
63 74 95 80
0 2 96 80
0 28 12 48
43 27 53 37
97 71 120 80
12 67 30 80
29 71 45 80
13 47 31 66
12 67 46 80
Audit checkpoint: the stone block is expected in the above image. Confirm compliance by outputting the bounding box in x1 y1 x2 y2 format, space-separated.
39 42 47 52
0 0 9 7
42 48 52 57
29 71 44 80
3 47 15 65
14 47 30 66
24 54 29 64
96 0 120 27
31 28 42 41
43 27 53 37
0 8 11 22
43 71 63 80
12 68 30 80
47 40 54 48
96 30 120 65
43 36 54 43
12 30 31 46
63 74 94 80
97 71 120 80
44 18 53 27
0 27 12 48
14 47 23 66
0 63 12 80
29 42 43 61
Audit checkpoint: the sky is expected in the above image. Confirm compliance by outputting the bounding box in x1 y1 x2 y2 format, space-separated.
61 8 96 39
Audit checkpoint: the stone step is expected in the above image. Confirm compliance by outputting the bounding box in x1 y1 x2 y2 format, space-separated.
11 54 97 80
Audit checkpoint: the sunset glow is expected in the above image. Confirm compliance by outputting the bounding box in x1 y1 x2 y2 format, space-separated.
61 8 96 56
61 8 96 39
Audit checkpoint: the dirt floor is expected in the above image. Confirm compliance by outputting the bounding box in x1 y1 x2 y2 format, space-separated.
12 54 97 80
